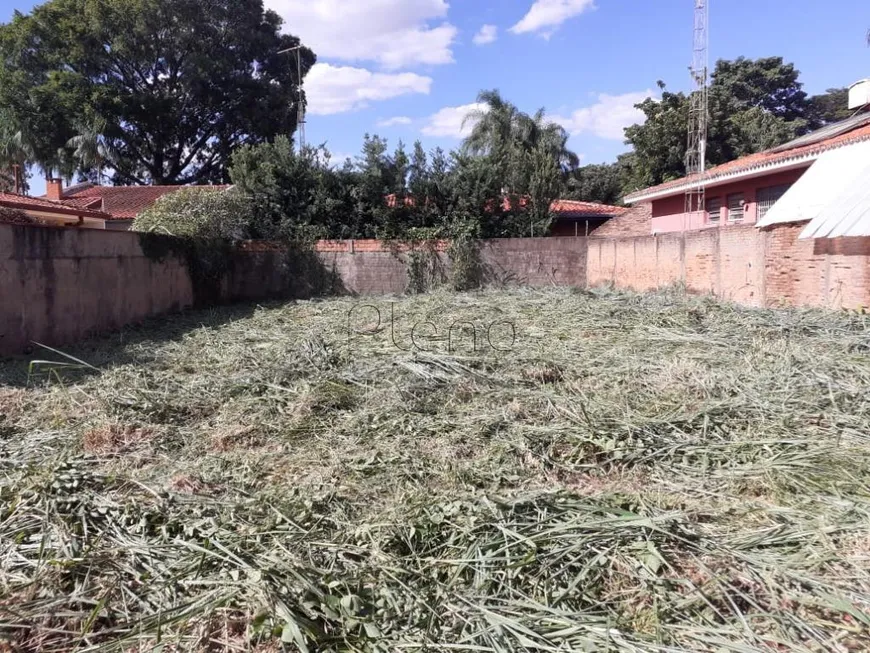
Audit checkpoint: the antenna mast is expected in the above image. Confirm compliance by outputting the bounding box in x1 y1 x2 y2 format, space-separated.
685 0 709 228
279 45 307 151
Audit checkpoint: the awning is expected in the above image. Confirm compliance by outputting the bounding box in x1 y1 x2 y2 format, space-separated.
799 148 870 239
756 139 870 230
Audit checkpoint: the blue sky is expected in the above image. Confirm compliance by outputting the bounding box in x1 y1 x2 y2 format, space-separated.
3 0 869 187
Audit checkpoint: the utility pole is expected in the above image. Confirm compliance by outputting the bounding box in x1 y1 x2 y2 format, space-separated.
278 45 306 151
684 0 709 231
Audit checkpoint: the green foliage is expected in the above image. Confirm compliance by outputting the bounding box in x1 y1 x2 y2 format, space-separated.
227 131 549 243
464 90 578 229
624 90 693 191
564 162 628 206
448 235 484 292
0 109 31 192
229 137 355 242
0 0 314 184
623 58 850 192
406 246 447 295
134 187 254 241
0 206 36 225
807 87 853 127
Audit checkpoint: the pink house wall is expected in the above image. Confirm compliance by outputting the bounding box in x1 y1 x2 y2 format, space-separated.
650 168 809 235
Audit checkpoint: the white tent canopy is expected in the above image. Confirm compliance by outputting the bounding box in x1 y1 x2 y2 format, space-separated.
755 139 870 237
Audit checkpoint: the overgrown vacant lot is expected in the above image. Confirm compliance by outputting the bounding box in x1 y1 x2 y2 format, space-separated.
2 288 870 652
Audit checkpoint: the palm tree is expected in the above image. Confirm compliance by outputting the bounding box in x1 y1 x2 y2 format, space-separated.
67 118 118 184
463 90 530 196
0 113 34 193
463 90 578 185
462 90 579 232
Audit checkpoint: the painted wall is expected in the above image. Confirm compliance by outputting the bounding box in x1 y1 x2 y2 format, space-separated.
650 168 808 234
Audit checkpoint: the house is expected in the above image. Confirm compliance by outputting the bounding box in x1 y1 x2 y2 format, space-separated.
0 191 114 229
623 111 870 235
548 200 630 237
45 180 232 230
0 179 232 231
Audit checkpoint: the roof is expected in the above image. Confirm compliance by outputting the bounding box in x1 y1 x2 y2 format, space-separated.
62 185 231 220
0 192 111 220
756 140 870 230
625 112 870 204
793 141 870 239
550 199 628 219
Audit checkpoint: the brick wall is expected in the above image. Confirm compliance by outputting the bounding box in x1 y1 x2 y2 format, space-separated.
591 223 870 311
6 221 870 357
591 203 653 238
478 238 586 287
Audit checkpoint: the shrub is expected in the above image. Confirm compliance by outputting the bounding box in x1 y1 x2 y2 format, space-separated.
0 207 38 226
133 187 254 241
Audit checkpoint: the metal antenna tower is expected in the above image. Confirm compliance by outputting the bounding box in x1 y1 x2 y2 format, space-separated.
685 0 709 228
278 45 306 150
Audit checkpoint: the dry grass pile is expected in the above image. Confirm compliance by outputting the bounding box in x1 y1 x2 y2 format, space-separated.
1 287 869 652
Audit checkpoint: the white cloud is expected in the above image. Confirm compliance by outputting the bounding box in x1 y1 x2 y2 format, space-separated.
306 64 432 115
266 0 457 69
510 0 596 36
550 91 654 140
377 116 414 128
473 24 498 45
421 103 487 138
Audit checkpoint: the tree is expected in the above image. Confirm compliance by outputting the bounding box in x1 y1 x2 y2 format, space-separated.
133 187 254 240
0 110 32 192
524 112 577 231
564 163 626 206
625 57 828 189
0 0 315 185
229 137 356 241
807 88 853 127
711 57 809 123
624 90 691 190
66 118 119 184
464 90 578 233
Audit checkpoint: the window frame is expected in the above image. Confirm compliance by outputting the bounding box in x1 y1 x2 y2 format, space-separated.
756 184 792 221
705 197 723 224
727 193 745 224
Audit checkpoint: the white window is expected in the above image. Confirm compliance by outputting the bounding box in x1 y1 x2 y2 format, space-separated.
756 184 792 221
727 193 745 223
706 197 722 224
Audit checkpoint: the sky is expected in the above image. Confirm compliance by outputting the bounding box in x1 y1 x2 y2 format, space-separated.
2 0 870 193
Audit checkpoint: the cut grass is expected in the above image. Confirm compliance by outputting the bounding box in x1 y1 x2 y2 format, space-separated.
1 287 869 651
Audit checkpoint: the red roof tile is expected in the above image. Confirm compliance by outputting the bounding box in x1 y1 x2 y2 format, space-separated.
625 116 870 203
0 192 111 220
63 185 231 219
550 199 628 218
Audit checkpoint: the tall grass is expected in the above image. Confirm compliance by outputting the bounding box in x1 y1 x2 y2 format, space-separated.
1 288 869 651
